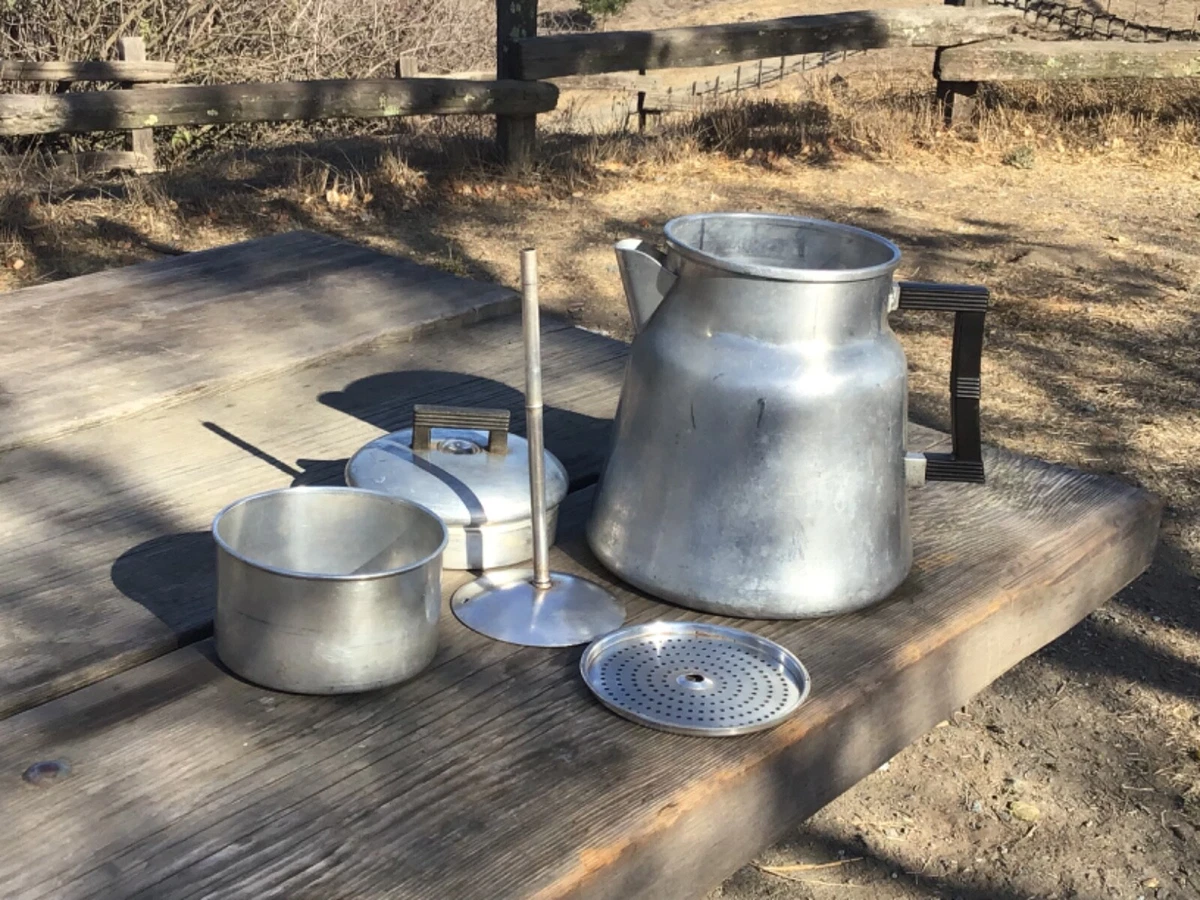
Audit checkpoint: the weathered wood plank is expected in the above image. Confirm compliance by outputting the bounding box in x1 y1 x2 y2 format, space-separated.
396 54 420 78
558 487 1156 900
937 37 1200 82
0 422 1159 899
513 7 1024 79
0 317 625 719
936 74 979 127
118 37 158 172
497 0 541 171
57 149 154 172
0 78 559 136
0 59 176 82
0 231 517 453
0 149 153 173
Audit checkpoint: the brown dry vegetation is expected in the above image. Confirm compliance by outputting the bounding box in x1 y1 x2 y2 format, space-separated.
3 73 1198 275
2 67 1200 899
0 0 500 161
0 0 496 81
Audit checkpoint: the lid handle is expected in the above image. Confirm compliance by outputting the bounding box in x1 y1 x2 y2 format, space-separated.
411 405 510 454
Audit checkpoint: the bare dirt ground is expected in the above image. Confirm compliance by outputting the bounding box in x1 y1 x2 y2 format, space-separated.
3 2 1200 898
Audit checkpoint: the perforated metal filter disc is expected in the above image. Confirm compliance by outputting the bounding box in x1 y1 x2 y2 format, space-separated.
580 622 811 737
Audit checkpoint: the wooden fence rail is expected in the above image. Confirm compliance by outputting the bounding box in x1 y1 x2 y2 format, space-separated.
0 78 558 136
511 7 1024 79
3 5 1198 175
0 60 177 82
937 37 1200 81
2 41 176 173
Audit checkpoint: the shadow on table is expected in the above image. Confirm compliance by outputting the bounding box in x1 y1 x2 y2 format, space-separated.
316 369 614 492
109 369 613 642
110 531 218 642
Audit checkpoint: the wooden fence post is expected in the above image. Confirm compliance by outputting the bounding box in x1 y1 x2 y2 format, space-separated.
496 0 538 172
396 54 419 78
636 68 648 133
936 0 986 127
117 36 156 172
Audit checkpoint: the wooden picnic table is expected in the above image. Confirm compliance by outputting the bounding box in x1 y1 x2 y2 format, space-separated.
0 232 1160 900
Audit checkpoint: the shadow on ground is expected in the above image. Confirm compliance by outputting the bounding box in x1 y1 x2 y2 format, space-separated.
2 103 1199 899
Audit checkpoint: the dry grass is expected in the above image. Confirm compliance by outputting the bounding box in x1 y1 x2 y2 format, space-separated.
0 72 1195 285
532 71 1200 195
0 0 495 82
650 72 1200 166
0 0 498 161
2 63 1200 900
2 70 1198 285
980 78 1200 159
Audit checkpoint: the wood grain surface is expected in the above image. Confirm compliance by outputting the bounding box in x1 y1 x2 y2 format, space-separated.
0 317 1159 900
0 317 626 719
117 38 158 173
0 78 559 136
513 7 1024 79
937 37 1200 82
0 231 517 453
0 59 177 82
0 150 153 174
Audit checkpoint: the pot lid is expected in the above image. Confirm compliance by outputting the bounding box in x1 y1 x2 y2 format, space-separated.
345 405 568 528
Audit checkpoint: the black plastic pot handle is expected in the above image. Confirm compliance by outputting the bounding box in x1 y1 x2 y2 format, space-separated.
896 281 989 484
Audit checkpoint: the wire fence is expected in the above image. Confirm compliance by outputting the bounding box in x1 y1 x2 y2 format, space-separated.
652 0 1200 112
646 50 870 109
992 0 1200 41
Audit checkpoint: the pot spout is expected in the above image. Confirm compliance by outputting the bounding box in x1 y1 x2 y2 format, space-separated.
614 239 677 334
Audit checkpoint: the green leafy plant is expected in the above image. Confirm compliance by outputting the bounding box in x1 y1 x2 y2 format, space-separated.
1002 145 1036 170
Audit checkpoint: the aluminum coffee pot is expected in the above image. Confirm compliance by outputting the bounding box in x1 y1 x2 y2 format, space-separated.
586 213 988 619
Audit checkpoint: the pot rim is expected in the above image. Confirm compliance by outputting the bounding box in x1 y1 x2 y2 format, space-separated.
211 485 448 582
663 212 902 284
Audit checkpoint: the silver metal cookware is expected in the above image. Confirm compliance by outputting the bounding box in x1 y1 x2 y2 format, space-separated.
580 621 810 736
213 486 447 693
588 212 989 618
451 247 625 647
346 405 567 570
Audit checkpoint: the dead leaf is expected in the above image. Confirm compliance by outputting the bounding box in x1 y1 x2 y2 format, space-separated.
10 258 24 271
1008 800 1040 822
